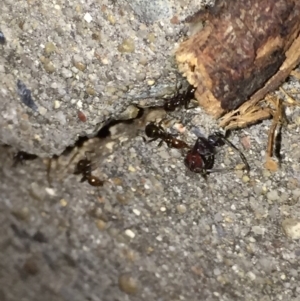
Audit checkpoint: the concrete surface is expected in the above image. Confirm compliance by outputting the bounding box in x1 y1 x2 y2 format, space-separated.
0 0 212 157
1 95 300 301
1 1 300 301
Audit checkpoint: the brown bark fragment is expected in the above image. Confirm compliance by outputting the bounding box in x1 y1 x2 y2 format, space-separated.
219 34 300 129
176 0 300 117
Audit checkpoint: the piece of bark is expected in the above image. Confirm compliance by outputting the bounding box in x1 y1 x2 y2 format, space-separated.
219 35 300 129
176 0 300 118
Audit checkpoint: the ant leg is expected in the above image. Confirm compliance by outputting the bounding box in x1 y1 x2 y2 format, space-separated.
65 150 81 172
205 167 236 173
157 117 170 127
147 137 158 144
157 139 164 148
211 132 250 172
184 86 197 110
274 125 283 163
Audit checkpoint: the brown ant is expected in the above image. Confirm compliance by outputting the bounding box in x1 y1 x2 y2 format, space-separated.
184 132 250 178
74 154 104 187
145 120 189 149
13 151 37 167
163 84 196 112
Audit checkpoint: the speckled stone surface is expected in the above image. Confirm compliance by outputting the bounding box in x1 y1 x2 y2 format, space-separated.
0 0 212 157
1 1 300 301
1 86 300 300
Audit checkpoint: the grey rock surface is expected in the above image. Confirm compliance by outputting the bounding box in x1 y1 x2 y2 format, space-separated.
1 92 300 300
0 0 212 157
1 1 300 301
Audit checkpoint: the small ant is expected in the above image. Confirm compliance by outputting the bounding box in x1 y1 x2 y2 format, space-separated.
74 154 104 187
163 85 196 112
145 120 189 149
13 151 37 167
184 132 250 178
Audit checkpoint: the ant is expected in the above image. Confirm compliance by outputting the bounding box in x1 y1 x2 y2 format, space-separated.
184 132 250 178
74 153 104 187
145 120 189 149
13 151 37 167
163 84 196 112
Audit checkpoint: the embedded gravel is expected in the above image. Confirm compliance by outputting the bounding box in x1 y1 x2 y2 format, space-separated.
1 1 300 301
0 0 213 157
1 93 300 300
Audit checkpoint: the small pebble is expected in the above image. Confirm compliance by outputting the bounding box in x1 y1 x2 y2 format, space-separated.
76 100 83 108
44 42 56 55
11 207 30 221
128 165 136 172
118 38 135 53
107 14 116 24
96 219 107 230
156 235 162 241
61 68 72 78
132 209 141 216
242 175 250 183
282 218 300 239
176 204 187 214
84 13 93 23
53 100 61 109
86 86 96 95
45 187 56 196
262 169 271 177
118 273 138 295
73 55 86 71
147 80 155 86
38 106 47 116
252 226 265 236
27 180 42 200
60 199 68 207
44 61 56 73
246 271 256 281
213 268 221 276
266 190 279 201
116 194 130 205
125 229 135 239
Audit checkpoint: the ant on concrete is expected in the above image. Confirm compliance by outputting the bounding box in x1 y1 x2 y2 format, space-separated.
163 84 196 112
184 132 250 178
13 151 37 167
74 153 104 187
145 120 189 149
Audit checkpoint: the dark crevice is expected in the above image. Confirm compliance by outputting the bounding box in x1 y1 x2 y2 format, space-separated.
10 105 147 165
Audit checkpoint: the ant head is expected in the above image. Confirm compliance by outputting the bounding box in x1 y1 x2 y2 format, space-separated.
74 158 91 174
207 132 225 147
163 100 176 112
145 122 159 138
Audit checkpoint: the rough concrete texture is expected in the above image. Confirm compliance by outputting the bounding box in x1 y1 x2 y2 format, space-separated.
2 1 300 301
2 77 300 300
0 0 213 157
